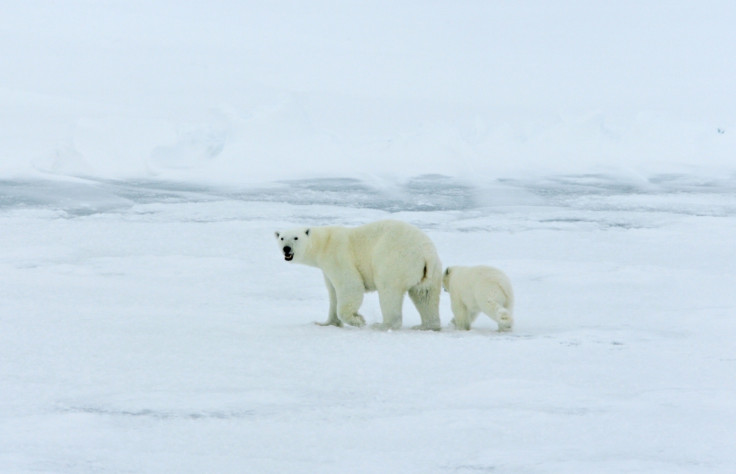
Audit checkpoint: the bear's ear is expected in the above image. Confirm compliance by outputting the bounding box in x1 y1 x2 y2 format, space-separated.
274 231 280 239
305 228 310 236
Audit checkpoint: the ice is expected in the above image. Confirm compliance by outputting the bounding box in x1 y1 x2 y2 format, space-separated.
1 176 735 472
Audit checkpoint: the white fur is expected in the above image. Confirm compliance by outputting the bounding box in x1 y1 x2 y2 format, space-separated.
442 265 514 331
276 220 442 330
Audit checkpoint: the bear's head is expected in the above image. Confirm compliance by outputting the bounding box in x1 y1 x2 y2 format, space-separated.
274 227 310 263
442 267 453 292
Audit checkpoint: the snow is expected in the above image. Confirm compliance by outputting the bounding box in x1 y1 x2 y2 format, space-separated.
2 1 736 472
1 178 735 472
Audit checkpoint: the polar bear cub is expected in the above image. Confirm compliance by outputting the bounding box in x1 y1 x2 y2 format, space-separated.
275 220 442 330
442 265 514 331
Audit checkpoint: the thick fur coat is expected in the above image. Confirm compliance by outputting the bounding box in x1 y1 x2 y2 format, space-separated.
443 265 514 331
276 220 442 330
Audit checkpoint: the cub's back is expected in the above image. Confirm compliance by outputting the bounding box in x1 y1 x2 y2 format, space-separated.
471 265 514 307
451 265 512 295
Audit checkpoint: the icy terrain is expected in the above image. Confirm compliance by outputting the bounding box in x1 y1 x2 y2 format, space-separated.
2 1 736 472
1 176 735 473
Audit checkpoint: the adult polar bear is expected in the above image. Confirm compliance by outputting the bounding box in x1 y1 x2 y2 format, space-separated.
275 220 442 330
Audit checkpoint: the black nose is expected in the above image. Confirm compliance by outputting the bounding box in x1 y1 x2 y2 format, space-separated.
283 246 292 254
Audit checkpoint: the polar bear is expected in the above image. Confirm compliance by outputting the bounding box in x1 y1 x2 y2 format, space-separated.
442 265 514 331
275 220 442 330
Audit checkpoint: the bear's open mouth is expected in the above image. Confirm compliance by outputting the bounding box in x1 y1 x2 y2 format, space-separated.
284 253 293 261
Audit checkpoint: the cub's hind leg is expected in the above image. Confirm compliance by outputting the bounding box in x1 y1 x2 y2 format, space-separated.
480 299 513 332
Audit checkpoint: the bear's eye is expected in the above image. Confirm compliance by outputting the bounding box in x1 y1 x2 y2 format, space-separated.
280 237 284 241
294 237 298 241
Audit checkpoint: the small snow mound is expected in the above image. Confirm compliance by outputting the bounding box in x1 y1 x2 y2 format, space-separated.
148 115 230 173
33 144 93 177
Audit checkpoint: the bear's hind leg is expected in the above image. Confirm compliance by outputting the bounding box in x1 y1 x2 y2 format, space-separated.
497 308 513 332
373 287 404 330
480 299 513 332
409 285 441 331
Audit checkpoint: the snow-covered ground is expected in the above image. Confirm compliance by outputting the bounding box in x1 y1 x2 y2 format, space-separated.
1 176 735 473
2 1 736 472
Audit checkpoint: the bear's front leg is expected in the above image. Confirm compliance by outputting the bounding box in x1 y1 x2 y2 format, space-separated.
338 301 366 327
317 273 343 327
333 280 366 327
